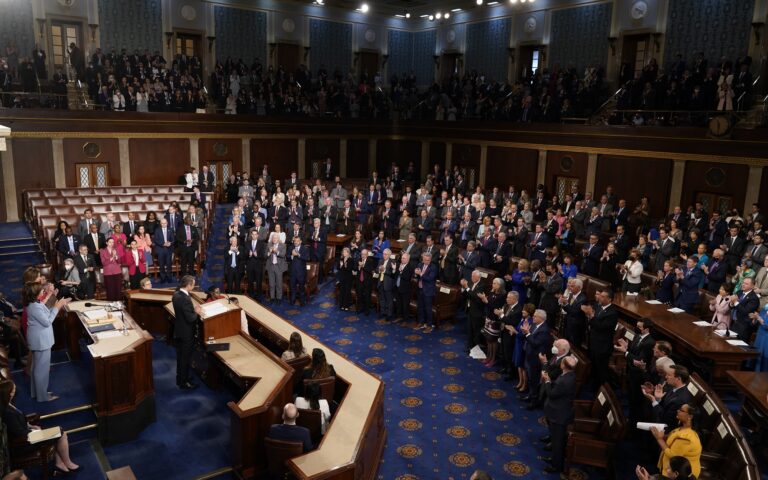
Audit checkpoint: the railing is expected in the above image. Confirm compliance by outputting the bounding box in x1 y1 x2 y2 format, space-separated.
0 90 69 109
736 75 761 111
608 109 747 127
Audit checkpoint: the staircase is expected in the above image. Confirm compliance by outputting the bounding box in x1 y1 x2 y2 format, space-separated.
199 203 231 292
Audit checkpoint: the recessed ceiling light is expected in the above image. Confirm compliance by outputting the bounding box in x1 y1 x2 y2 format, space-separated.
405 12 411 18
451 8 462 12
476 0 483 5
395 14 405 17
428 14 434 20
488 1 499 5
444 12 450 19
360 3 369 13
419 14 428 18
436 12 442 19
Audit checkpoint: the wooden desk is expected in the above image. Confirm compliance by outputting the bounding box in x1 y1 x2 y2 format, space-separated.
65 302 155 445
613 293 758 390
727 370 768 420
327 234 352 247
124 289 176 336
228 295 386 480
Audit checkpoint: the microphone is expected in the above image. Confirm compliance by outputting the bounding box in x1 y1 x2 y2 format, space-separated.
84 302 109 307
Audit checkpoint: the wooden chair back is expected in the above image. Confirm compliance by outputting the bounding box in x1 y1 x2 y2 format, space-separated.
304 376 336 401
263 437 303 478
296 408 323 445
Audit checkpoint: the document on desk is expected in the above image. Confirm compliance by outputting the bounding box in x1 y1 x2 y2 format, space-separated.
693 321 713 327
83 309 108 322
645 300 662 305
95 330 124 340
714 330 739 338
726 339 749 347
201 302 227 318
667 307 685 313
28 426 61 444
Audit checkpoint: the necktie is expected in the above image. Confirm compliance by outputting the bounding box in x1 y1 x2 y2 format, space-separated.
231 250 237 268
186 226 191 241
162 228 167 243
359 261 364 282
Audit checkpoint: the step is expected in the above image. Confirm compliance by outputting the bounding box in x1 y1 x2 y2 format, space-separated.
0 249 41 257
0 240 38 249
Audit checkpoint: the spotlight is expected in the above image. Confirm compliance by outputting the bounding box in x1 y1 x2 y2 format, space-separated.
444 12 450 19
510 0 517 3
476 0 483 5
360 3 369 13
405 12 411 18
436 12 442 19
428 14 434 20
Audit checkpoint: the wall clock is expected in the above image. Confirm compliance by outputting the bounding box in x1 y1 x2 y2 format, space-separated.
524 17 537 33
57 0 76 6
630 1 648 20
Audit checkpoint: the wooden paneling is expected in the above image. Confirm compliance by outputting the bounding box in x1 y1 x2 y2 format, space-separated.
759 167 768 212
375 140 420 175
486 147 538 190
250 139 297 184
596 155 672 219
430 142 446 175
199 138 243 173
681 161 749 214
129 139 190 186
545 151 588 194
306 139 340 178
0 155 5 222
63 138 121 187
346 139 369 178
13 138 55 218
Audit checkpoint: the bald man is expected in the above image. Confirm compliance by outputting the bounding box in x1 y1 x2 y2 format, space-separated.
267 403 313 452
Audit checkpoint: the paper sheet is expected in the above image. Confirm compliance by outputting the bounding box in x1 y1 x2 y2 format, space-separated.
726 339 749 346
201 302 227 318
645 300 662 305
714 330 738 338
95 330 124 340
469 345 487 360
693 321 712 327
28 426 61 444
83 309 108 322
637 422 667 431
667 307 685 313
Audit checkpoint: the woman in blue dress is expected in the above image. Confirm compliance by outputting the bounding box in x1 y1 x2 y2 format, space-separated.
513 303 536 392
753 304 768 372
371 230 390 260
505 258 532 304
558 254 578 290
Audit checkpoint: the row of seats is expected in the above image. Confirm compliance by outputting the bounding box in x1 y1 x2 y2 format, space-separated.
29 194 193 209
25 185 187 198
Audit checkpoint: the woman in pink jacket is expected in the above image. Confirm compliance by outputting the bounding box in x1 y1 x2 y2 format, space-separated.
709 284 732 329
100 237 123 301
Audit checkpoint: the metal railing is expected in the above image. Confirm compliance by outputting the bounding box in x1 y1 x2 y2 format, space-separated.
608 109 747 127
0 90 70 108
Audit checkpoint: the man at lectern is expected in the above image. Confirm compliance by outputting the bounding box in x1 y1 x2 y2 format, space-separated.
172 275 201 390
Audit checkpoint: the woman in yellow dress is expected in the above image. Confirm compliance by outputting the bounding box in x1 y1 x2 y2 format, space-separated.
650 404 702 478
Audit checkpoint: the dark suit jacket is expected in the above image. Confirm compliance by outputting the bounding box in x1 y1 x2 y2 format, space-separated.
731 290 760 340
706 259 727 293
289 245 310 281
198 171 215 191
655 272 676 303
675 268 703 310
395 263 414 294
1 404 29 439
165 212 183 231
175 225 200 249
460 250 481 281
524 323 552 365
57 234 81 256
582 244 603 277
83 231 106 256
544 371 577 425
153 227 176 251
122 220 139 237
626 333 655 378
463 282 488 318
73 253 96 284
652 385 694 432
417 263 438 297
267 424 313 453
171 290 198 341
500 302 523 329
589 304 619 355
224 246 246 274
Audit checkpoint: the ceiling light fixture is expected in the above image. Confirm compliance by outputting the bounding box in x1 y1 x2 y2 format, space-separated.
359 3 369 13
451 8 462 12
428 14 434 20
444 12 450 19
405 12 411 18
476 0 483 5
436 12 442 19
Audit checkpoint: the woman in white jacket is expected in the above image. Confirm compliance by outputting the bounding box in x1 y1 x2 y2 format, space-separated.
620 248 644 293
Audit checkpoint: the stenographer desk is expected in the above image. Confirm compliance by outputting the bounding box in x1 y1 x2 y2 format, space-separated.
613 293 758 390
64 301 155 444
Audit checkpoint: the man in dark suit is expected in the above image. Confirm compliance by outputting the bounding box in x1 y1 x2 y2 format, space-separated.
745 233 767 267
673 258 703 313
122 212 138 237
652 229 677 273
643 365 693 433
534 338 570 410
153 218 176 283
401 234 422 268
498 291 523 381
74 244 96 299
78 208 101 239
585 289 618 389
459 241 481 282
528 224 550 262
57 227 80 259
271 202 289 231
615 317 655 426
613 224 630 263
355 249 376 315
613 199 629 232
729 277 760 341
224 236 245 294
560 278 587 348
581 234 603 277
439 236 459 285
490 232 511 276
722 226 746 274
172 275 201 390
461 270 487 352
320 198 337 234
376 249 396 321
542 355 578 475
288 236 310 306
175 218 199 277
415 252 438 332
198 164 215 193
267 403 313 452
394 252 414 323
705 211 728 251
521 309 552 403
584 208 603 237
245 228 265 298
703 249 727 293
83 223 105 266
307 218 327 280
165 205 183 232
414 209 432 243
190 186 207 213
379 200 397 240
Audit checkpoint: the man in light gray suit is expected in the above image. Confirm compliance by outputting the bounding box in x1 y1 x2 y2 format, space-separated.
652 228 678 274
99 212 117 237
570 201 588 239
265 232 287 303
331 178 348 210
78 208 101 239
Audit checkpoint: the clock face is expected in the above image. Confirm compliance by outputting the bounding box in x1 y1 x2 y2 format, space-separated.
631 1 648 20
524 17 537 33
57 0 76 6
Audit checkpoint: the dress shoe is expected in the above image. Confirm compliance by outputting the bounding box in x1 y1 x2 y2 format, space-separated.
543 466 560 474
179 381 198 390
540 435 551 443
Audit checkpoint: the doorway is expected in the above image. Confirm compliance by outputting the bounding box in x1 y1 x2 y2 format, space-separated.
49 20 83 73
620 34 651 84
206 161 233 202
517 45 543 83
276 43 300 74
440 53 461 85
75 163 110 188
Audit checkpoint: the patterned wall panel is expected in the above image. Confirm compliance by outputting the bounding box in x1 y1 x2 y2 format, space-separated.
387 30 436 86
549 2 612 73
98 0 162 53
214 6 267 63
309 19 352 74
0 0 34 62
663 0 754 66
464 18 511 83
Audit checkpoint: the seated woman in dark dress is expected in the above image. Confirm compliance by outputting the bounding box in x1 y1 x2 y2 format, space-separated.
297 348 336 396
0 379 80 474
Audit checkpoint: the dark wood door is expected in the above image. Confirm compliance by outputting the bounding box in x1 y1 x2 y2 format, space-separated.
440 54 459 85
276 43 300 74
517 45 543 82
358 51 379 81
620 34 651 84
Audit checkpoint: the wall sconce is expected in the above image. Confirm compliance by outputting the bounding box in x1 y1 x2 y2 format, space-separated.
652 33 662 53
507 47 515 63
304 46 311 61
206 36 216 53
608 37 617 56
382 54 389 67
88 24 98 43
36 18 46 39
752 22 764 46
165 32 174 49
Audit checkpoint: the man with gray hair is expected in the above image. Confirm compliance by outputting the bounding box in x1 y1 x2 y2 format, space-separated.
460 270 488 352
520 309 552 404
542 354 578 474
559 277 587 347
498 290 523 381
376 248 396 321
415 251 438 332
530 338 571 411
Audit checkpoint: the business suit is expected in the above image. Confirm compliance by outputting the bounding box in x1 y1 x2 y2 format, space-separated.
355 256 376 315
401 242 422 268
78 217 101 239
165 212 183 232
57 234 81 259
27 301 60 401
83 231 106 266
73 252 96 299
544 370 577 471
653 238 677 273
524 322 552 400
175 224 199 276
731 290 760 341
307 226 327 279
529 232 550 262
499 302 523 374
459 250 480 282
376 257 396 319
395 262 414 321
439 244 459 285
416 262 437 327
652 385 694 433
705 258 727 293
224 244 245 293
153 226 175 282
746 243 767 267
270 205 289 231
266 243 288 301
198 171 215 192
655 272 676 304
172 289 198 386
563 291 587 348
581 243 603 277
674 268 703 313
289 244 310 305
585 215 603 237
625 332 655 424
538 273 564 327
245 238 265 297
723 235 746 273
463 280 488 350
588 304 618 388
122 219 138 237
490 240 511 276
